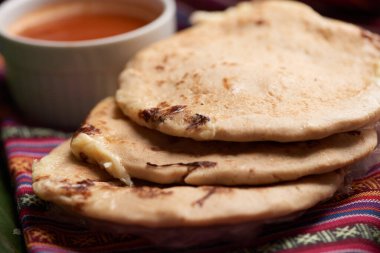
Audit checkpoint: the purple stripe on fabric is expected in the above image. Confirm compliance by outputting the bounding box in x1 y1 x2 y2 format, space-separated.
6 141 63 148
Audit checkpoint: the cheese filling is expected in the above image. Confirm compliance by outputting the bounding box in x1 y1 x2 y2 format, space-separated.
71 133 133 186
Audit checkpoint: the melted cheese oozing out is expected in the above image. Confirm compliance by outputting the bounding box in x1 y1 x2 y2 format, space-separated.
71 133 133 186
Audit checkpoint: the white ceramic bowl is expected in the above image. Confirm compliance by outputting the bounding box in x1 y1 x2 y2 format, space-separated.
0 0 176 129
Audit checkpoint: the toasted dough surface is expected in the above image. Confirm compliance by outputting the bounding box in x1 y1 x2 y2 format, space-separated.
70 98 376 186
116 0 380 142
33 141 344 227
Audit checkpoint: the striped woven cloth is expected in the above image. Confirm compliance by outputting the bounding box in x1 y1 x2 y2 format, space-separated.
1 120 380 252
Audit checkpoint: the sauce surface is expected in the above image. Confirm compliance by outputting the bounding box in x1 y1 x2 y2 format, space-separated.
18 13 148 41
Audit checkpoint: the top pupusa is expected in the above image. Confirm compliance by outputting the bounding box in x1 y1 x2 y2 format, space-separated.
116 0 380 142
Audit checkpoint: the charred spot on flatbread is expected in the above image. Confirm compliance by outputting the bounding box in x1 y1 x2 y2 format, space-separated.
146 161 217 169
73 124 101 138
138 105 187 125
254 19 267 26
186 114 210 130
192 187 233 207
60 180 94 199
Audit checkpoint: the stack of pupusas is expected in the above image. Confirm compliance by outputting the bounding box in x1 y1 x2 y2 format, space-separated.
33 0 380 245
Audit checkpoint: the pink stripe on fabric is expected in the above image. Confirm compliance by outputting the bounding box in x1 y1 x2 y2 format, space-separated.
303 216 380 232
7 147 58 153
4 138 65 159
28 243 78 253
15 185 34 195
6 138 66 144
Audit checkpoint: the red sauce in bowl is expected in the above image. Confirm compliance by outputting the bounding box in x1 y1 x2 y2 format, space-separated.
18 13 148 41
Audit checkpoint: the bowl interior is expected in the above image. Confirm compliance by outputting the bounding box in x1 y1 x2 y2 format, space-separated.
0 0 170 46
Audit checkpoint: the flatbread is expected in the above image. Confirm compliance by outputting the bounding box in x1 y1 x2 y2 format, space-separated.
116 0 380 142
70 97 376 186
33 140 344 227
